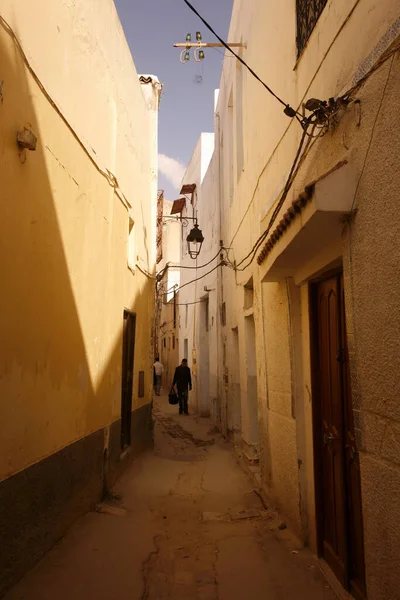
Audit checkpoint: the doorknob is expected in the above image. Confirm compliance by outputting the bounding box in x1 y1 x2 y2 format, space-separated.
323 432 335 444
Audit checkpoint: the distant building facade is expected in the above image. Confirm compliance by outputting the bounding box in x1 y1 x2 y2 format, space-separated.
155 193 181 389
174 133 215 416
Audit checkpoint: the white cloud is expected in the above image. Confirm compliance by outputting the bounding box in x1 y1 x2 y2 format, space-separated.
158 154 186 190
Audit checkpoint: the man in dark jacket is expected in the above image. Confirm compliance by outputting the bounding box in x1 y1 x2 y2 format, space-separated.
173 358 192 415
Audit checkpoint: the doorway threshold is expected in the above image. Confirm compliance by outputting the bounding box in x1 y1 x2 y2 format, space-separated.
119 447 132 462
318 559 354 600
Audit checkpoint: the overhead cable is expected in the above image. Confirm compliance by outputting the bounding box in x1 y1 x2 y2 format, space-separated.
165 261 224 295
234 119 315 271
162 299 206 306
227 32 400 251
168 248 223 270
182 0 299 119
156 248 223 281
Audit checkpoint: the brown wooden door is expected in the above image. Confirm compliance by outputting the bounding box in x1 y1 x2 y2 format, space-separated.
121 310 136 450
312 273 366 599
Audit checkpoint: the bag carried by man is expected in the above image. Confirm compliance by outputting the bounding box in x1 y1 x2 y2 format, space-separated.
168 387 179 405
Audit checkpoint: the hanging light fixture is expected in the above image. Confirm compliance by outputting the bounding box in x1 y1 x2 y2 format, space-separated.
194 48 205 62
186 223 204 259
180 49 190 63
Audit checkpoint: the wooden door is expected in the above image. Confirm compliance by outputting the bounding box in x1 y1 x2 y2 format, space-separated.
121 310 136 450
311 273 366 599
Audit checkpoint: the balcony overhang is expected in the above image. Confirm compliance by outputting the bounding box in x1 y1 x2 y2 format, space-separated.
180 183 196 195
170 197 186 215
258 160 357 285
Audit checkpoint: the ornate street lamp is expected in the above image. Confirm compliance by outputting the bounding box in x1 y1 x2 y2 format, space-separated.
186 223 204 259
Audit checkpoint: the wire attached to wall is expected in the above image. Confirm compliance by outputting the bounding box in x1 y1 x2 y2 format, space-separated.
232 118 318 272
168 248 223 270
164 261 224 295
179 2 400 280
182 0 300 120
162 299 206 306
0 15 131 207
231 41 400 271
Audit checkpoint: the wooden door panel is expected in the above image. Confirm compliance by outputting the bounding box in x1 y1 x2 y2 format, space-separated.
313 273 366 597
317 277 347 585
121 311 136 449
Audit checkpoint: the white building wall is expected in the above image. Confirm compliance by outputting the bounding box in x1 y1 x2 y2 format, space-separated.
181 1 400 598
177 133 214 415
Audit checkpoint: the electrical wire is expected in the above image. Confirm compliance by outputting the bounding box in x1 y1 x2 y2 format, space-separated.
226 12 400 251
0 15 131 207
349 54 395 214
231 41 400 271
179 3 400 278
160 318 175 327
210 47 236 58
234 118 314 271
165 261 224 295
162 299 206 306
159 328 176 339
169 248 224 270
182 0 300 118
345 40 400 102
240 125 321 271
156 248 223 280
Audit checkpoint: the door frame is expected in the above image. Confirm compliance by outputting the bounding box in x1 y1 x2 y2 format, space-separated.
309 267 366 598
121 309 136 450
309 267 344 559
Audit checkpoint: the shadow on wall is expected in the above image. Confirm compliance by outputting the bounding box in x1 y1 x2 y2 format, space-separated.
0 29 153 596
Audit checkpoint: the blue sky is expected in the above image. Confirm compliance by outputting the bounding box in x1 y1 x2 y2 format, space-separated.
114 0 233 200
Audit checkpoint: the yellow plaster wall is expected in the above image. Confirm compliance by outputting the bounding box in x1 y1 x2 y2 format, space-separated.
0 3 158 481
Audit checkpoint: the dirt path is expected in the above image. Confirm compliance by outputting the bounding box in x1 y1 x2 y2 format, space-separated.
5 399 337 600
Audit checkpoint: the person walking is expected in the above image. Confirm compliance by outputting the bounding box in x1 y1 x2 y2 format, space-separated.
153 357 164 396
172 358 192 415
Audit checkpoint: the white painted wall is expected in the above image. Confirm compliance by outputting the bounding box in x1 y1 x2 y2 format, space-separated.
177 133 215 415
0 0 161 477
179 1 400 597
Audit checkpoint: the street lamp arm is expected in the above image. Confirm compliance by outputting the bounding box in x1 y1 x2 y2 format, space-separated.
162 215 198 221
173 42 245 48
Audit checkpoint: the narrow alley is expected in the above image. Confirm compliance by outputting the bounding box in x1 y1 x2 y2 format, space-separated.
5 398 336 600
2 1 400 599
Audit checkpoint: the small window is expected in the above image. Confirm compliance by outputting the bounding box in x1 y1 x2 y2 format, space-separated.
221 302 226 327
244 277 254 309
128 217 136 269
204 297 209 332
296 0 328 57
172 335 175 349
163 338 166 349
173 293 177 328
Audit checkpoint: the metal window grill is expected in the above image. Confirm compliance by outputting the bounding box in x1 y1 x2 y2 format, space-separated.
296 0 328 56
